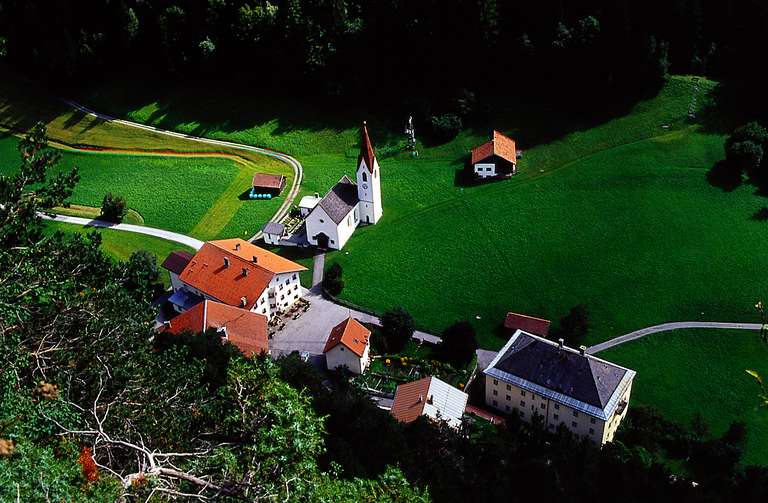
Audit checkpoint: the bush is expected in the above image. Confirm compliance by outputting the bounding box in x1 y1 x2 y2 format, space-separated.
121 250 161 298
100 192 127 223
554 305 590 346
438 321 478 367
430 113 463 142
380 307 415 353
725 121 768 175
323 262 344 296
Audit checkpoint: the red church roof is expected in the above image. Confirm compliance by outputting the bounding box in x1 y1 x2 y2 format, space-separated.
358 121 377 173
471 130 517 165
163 300 269 357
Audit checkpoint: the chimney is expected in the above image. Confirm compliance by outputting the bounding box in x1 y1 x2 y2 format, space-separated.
223 257 230 268
314 192 319 198
579 345 587 356
240 296 247 307
242 268 249 277
418 394 423 403
558 338 564 349
252 255 258 264
235 242 241 251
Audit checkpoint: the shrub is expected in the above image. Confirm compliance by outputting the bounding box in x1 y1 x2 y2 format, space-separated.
100 192 127 223
553 305 590 346
323 262 344 296
725 121 768 175
430 113 463 142
438 321 478 367
380 307 415 353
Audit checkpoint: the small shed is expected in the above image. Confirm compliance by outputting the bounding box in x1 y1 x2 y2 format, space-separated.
470 130 517 179
298 194 321 217
252 173 287 195
261 221 286 245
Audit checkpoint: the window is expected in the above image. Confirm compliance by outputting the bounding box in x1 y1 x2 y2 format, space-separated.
521 390 526 397
554 403 560 410
493 379 498 386
554 414 559 420
506 384 511 391
362 172 367 182
540 403 546 409
285 279 289 285
589 428 595 435
492 400 498 406
492 390 498 396
506 395 511 401
319 218 324 223
340 347 344 352
532 394 536 400
292 274 297 280
331 240 335 244
262 308 266 314
573 410 579 418
520 400 525 407
571 421 578 428
590 418 596 425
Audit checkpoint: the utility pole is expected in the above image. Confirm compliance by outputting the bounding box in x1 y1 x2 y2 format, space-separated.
405 116 418 157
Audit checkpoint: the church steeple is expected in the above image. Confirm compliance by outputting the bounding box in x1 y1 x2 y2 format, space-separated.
358 121 376 174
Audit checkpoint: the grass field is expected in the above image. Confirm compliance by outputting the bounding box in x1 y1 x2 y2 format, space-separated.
602 330 768 466
42 221 194 288
75 77 768 350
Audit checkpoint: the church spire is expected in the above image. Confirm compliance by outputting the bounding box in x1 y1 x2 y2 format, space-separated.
358 121 376 174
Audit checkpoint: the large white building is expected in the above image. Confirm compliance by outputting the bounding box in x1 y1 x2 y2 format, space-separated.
161 238 307 320
484 330 635 445
305 122 382 250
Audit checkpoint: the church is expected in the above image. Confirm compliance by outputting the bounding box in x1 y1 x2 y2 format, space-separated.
304 122 383 250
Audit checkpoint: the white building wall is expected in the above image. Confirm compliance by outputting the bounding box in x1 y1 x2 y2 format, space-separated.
263 232 282 245
270 271 303 312
357 158 383 225
474 162 496 178
169 272 185 292
325 344 366 374
305 206 340 248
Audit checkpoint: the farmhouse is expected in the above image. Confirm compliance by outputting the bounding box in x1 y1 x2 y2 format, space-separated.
323 317 371 374
304 122 382 250
161 299 269 357
162 238 307 320
390 376 468 429
484 330 635 445
252 173 286 195
471 130 517 179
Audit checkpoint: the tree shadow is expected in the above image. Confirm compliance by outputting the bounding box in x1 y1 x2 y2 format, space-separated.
751 207 768 221
706 160 742 192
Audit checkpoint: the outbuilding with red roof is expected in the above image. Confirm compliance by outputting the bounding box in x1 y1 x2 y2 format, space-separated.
323 317 371 374
470 130 518 179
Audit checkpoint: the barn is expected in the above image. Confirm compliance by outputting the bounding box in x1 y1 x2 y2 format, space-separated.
470 130 518 179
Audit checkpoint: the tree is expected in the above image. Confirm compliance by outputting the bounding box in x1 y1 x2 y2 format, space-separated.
438 321 478 367
726 122 768 175
554 305 590 346
430 114 463 142
323 262 345 296
0 122 78 247
380 307 414 353
121 250 161 298
99 192 127 222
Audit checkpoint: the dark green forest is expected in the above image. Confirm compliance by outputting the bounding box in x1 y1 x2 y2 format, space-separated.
1 0 766 118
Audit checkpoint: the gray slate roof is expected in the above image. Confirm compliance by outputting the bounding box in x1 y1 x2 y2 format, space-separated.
261 222 285 235
491 332 627 409
317 175 359 224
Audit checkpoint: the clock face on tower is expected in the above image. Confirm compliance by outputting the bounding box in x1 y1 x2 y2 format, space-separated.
362 183 368 190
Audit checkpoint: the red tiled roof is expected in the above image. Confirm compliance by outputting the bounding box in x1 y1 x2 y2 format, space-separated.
163 300 268 357
178 239 305 310
323 317 371 357
390 377 432 423
358 121 376 173
504 312 551 336
161 250 194 275
252 173 286 190
471 130 517 165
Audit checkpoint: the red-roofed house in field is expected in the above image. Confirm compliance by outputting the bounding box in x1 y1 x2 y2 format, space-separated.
161 300 269 357
252 173 287 195
323 317 371 374
304 122 383 250
161 238 307 319
504 312 551 337
390 376 468 429
470 130 518 179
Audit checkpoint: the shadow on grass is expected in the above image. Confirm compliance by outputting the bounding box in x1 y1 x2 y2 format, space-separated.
751 207 768 221
706 160 743 192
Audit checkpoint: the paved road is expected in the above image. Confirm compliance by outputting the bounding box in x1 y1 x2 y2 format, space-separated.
312 251 325 289
63 100 303 240
42 213 204 250
586 321 763 354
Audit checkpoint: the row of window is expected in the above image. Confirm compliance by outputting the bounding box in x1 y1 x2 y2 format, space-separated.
492 402 599 438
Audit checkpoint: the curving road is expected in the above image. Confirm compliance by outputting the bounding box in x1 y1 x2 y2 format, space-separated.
62 100 303 241
42 213 204 250
586 321 763 354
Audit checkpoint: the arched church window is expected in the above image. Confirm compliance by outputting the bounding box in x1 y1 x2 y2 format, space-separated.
362 171 368 182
